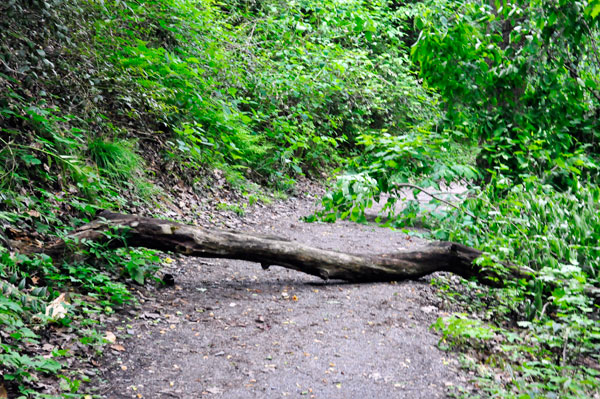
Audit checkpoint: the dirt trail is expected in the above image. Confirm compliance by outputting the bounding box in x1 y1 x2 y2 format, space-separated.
99 194 469 398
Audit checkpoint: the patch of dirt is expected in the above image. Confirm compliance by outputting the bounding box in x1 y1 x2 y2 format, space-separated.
97 190 472 398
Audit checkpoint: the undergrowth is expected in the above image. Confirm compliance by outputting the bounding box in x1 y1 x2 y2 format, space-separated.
429 179 600 398
0 239 160 398
314 1 600 397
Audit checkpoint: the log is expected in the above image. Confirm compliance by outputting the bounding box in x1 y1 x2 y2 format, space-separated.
35 211 534 286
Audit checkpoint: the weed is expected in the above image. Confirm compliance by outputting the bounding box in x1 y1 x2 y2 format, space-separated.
88 138 141 183
216 202 246 216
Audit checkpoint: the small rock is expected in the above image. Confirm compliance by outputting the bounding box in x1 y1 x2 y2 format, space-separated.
420 305 438 314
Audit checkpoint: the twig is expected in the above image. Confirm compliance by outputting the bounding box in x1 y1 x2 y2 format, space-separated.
0 58 25 76
538 301 551 319
561 327 570 368
393 182 477 219
245 22 257 47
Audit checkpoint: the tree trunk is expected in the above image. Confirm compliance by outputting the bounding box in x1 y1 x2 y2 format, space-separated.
33 211 535 287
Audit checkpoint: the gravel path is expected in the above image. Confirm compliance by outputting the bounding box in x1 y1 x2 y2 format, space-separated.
98 193 469 398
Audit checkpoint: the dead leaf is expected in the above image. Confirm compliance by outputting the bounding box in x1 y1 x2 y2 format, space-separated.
206 387 223 394
420 305 438 314
104 331 117 343
45 293 68 320
42 343 55 351
111 344 126 351
27 210 41 217
0 384 7 399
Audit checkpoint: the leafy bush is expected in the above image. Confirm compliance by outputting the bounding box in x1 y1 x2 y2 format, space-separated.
315 130 478 224
403 178 600 398
314 2 600 397
411 0 600 187
87 0 436 185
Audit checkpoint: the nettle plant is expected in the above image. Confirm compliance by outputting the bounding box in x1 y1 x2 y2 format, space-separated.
0 251 63 394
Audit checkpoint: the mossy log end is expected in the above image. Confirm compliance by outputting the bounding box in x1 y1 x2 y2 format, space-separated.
32 211 534 287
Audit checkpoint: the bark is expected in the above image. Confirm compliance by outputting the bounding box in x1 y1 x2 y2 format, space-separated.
34 211 534 286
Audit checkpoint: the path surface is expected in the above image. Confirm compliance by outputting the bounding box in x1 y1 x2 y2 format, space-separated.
99 194 468 398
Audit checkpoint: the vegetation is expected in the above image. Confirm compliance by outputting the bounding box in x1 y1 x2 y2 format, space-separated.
318 1 600 398
0 0 599 397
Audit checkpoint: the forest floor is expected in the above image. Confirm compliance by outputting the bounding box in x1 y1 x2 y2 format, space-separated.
96 183 473 399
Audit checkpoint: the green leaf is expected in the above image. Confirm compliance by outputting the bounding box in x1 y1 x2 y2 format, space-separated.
585 1 600 18
19 154 42 166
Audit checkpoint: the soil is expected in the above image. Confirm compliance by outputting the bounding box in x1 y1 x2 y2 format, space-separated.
97 187 471 399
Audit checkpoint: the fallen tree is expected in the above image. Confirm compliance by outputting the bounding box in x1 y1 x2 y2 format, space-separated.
9 210 598 300
17 210 538 287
